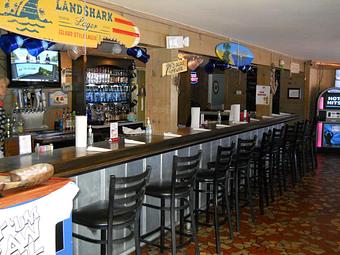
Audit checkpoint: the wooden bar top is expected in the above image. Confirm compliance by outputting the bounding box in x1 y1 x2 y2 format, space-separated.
0 115 300 177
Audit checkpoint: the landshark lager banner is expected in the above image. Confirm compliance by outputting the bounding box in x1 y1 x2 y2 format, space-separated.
0 0 140 48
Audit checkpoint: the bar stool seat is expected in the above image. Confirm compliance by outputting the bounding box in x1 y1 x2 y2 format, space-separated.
145 181 190 197
196 168 225 181
73 201 137 229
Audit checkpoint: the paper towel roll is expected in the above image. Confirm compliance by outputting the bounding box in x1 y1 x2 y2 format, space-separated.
230 104 240 122
76 116 87 148
191 107 200 129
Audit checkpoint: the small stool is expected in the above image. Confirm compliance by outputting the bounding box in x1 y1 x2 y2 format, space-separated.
72 167 151 255
141 151 201 255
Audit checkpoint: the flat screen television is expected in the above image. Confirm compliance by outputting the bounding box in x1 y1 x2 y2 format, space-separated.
8 48 61 88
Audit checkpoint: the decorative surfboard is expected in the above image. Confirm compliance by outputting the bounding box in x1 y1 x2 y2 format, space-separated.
215 42 254 67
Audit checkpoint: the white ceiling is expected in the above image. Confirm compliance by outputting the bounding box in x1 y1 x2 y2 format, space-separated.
105 0 340 61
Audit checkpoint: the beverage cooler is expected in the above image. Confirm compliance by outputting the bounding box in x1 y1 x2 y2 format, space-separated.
316 87 340 149
85 66 132 125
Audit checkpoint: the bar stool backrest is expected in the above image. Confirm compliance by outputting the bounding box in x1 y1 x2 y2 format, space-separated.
284 123 298 145
172 151 202 194
214 143 235 177
108 166 151 228
235 136 257 168
272 126 285 147
296 121 306 141
304 119 316 139
260 130 272 156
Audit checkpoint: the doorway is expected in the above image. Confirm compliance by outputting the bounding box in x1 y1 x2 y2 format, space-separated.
246 67 257 112
272 69 281 114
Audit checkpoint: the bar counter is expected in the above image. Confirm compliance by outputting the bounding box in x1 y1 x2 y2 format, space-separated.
0 114 299 177
0 114 300 255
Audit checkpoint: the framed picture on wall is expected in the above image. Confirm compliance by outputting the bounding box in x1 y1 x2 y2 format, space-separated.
288 88 301 99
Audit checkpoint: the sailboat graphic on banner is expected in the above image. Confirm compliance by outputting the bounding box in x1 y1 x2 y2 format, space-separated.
1 0 51 33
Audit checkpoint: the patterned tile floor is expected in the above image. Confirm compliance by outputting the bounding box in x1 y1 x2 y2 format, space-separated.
136 152 340 255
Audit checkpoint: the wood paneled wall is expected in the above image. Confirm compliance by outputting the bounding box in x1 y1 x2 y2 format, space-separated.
224 69 247 110
280 70 305 117
305 65 335 118
145 48 179 133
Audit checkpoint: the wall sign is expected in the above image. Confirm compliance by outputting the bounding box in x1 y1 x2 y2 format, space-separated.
324 94 340 108
0 0 140 48
49 90 68 106
287 88 301 99
256 85 270 105
190 71 198 85
290 62 300 73
162 59 187 77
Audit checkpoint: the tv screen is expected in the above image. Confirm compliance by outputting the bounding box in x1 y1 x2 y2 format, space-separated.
9 48 60 87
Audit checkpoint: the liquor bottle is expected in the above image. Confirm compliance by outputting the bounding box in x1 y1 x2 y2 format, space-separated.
88 125 94 146
62 110 66 130
54 112 60 130
217 111 222 124
11 117 18 135
66 110 71 130
71 111 76 130
58 112 64 131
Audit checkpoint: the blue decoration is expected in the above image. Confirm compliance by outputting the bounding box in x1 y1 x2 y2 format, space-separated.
127 47 150 63
23 39 54 57
0 34 28 54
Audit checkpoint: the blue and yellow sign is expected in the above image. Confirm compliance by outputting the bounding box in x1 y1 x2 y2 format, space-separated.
0 0 140 48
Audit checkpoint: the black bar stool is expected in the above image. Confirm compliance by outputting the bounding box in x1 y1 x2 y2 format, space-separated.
271 126 287 194
231 136 257 232
72 167 151 255
283 123 299 186
253 131 272 215
296 121 307 179
304 119 317 171
141 151 201 255
194 143 234 254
